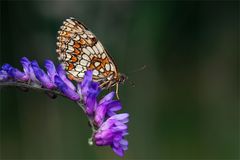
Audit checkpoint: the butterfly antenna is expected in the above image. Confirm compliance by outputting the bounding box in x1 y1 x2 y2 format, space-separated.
124 65 146 88
127 65 147 75
128 80 135 87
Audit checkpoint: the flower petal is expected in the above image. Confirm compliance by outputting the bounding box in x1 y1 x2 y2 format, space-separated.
0 70 8 81
94 102 108 126
109 113 129 124
99 92 115 104
31 60 55 89
2 63 12 72
44 60 57 83
57 65 76 91
107 101 122 116
2 63 29 81
20 57 39 83
94 113 129 157
85 94 97 115
54 75 80 101
20 57 31 75
112 146 124 157
81 70 93 88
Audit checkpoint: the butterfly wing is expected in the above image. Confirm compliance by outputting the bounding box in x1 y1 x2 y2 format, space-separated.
56 17 119 85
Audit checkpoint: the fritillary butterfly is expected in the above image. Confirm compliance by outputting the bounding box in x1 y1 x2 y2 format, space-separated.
56 17 126 98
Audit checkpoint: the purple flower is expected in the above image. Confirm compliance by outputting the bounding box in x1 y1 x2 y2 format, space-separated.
54 75 80 101
0 70 8 81
20 57 39 83
31 60 55 89
57 65 76 91
75 70 129 157
77 70 100 116
94 113 129 157
0 57 129 157
2 63 29 82
94 92 122 127
44 60 57 84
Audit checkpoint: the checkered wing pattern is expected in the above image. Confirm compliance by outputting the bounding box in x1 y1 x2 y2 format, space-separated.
56 17 119 86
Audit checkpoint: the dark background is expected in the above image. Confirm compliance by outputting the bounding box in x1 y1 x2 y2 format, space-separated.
0 0 239 159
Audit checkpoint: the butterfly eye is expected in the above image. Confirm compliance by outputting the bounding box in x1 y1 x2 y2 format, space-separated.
119 74 127 84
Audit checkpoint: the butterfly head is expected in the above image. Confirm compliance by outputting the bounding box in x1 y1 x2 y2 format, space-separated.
118 73 128 85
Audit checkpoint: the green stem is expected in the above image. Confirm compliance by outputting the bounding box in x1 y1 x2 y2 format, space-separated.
76 101 96 146
0 81 63 96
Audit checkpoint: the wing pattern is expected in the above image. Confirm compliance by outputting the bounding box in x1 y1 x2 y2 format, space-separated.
56 17 119 85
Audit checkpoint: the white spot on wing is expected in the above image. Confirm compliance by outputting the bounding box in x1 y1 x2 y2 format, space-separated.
93 70 99 76
68 46 74 52
86 47 94 54
66 19 75 25
110 63 115 71
96 42 104 53
105 64 110 71
94 62 100 67
69 70 78 77
80 59 88 66
102 53 106 59
66 54 71 60
69 40 74 45
82 54 90 61
73 35 80 41
75 65 83 72
77 26 83 32
65 27 71 31
81 34 87 38
66 23 74 28
82 48 90 55
85 30 94 38
93 46 99 54
77 72 85 78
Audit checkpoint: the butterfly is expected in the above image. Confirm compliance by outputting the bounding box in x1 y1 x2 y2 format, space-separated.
56 17 126 99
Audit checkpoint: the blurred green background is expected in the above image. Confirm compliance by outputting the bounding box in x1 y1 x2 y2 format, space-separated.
0 0 239 159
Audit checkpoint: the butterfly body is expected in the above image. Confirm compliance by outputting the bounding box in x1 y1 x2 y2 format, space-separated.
56 17 125 98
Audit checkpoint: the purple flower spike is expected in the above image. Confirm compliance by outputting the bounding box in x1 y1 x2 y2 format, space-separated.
54 75 80 101
44 60 57 84
57 65 76 91
94 113 129 157
20 57 38 83
1 56 130 157
2 63 29 82
31 61 55 89
0 70 8 81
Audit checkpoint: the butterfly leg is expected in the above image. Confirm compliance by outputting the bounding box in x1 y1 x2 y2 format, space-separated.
115 83 120 100
107 81 113 92
105 81 119 99
99 81 109 88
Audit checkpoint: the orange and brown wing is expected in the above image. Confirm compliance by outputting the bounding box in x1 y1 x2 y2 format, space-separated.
56 17 118 84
